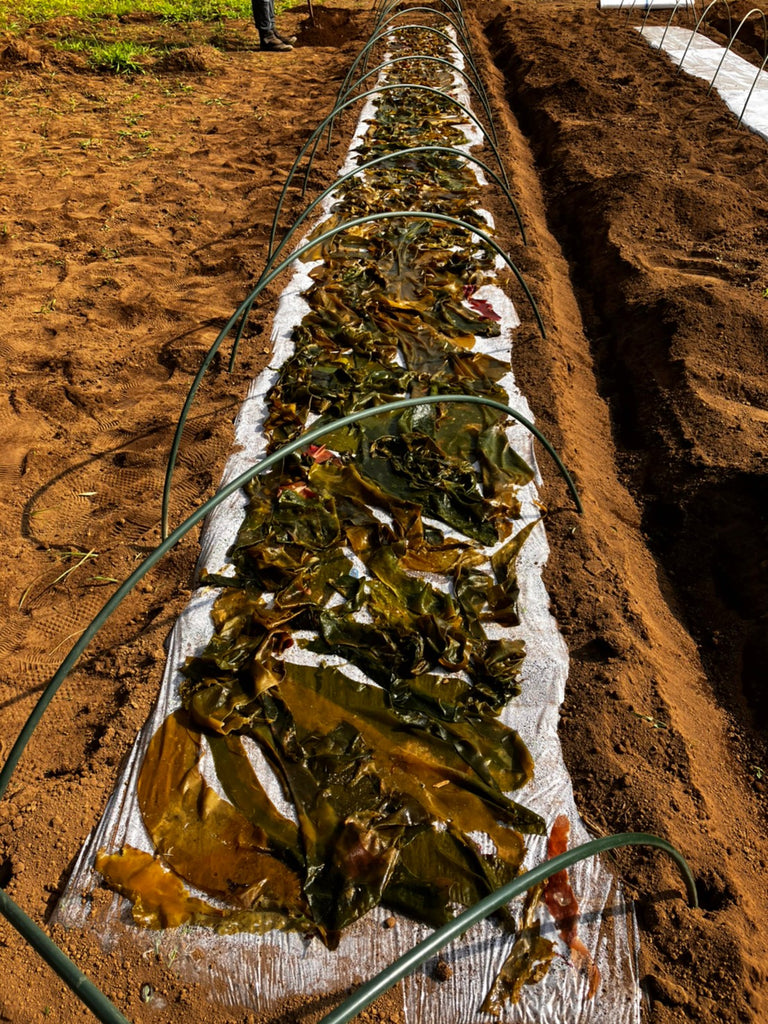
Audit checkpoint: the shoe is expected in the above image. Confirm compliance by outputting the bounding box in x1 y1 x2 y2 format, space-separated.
276 30 297 45
260 32 292 51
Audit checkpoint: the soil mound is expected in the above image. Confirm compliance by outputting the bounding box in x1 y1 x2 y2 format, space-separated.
484 1 768 739
297 7 367 47
0 39 42 66
153 44 225 73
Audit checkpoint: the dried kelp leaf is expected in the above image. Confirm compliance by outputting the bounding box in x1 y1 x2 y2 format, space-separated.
454 567 493 636
481 883 556 1014
426 714 534 796
478 426 535 508
309 550 474 685
399 535 483 574
308 459 420 537
137 710 306 918
276 661 543 849
188 677 262 734
484 520 539 627
384 826 505 928
384 678 536 799
253 486 341 551
208 734 300 860
311 605 437 684
358 431 498 544
95 846 309 936
213 596 297 644
180 592 301 686
95 847 222 930
436 294 502 338
241 702 417 945
367 545 458 619
471 638 528 712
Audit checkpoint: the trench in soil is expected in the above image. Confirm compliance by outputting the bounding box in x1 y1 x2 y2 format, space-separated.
485 13 768 741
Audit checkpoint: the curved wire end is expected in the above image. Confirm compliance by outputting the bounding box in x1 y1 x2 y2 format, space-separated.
316 831 698 1024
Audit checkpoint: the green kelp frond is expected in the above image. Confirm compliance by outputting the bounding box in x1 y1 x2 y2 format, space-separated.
112 477 542 942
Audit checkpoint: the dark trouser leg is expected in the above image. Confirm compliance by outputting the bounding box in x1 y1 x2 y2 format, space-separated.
252 0 292 51
251 0 274 37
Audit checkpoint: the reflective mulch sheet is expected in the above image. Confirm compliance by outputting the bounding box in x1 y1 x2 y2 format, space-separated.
600 1 693 8
641 26 768 140
55 26 641 1024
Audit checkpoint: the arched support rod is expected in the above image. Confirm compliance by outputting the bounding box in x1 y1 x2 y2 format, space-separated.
317 832 699 1024
657 0 700 49
236 145 526 370
302 82 510 208
269 78 510 267
266 144 525 295
676 0 733 75
328 54 498 154
0 394 580 1024
707 8 768 96
164 209 546 538
374 0 466 25
738 49 768 124
337 23 474 121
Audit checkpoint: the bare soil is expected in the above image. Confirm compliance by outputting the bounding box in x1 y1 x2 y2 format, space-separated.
0 1 766 1022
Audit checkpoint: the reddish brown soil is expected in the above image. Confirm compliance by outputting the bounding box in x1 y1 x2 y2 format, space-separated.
0 1 766 1022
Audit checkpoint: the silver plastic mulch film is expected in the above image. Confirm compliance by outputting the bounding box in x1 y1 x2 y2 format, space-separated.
55 20 641 1023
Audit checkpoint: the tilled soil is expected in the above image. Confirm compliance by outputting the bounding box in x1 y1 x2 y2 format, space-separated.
0 1 766 1022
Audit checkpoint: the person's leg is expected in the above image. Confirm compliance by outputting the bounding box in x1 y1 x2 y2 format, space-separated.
252 0 293 51
250 0 273 35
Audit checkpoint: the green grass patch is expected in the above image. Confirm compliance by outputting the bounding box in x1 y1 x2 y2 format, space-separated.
88 39 158 72
0 0 249 32
53 36 159 72
1 0 307 34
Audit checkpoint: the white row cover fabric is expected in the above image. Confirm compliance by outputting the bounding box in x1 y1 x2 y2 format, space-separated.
641 25 768 139
600 1 694 10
